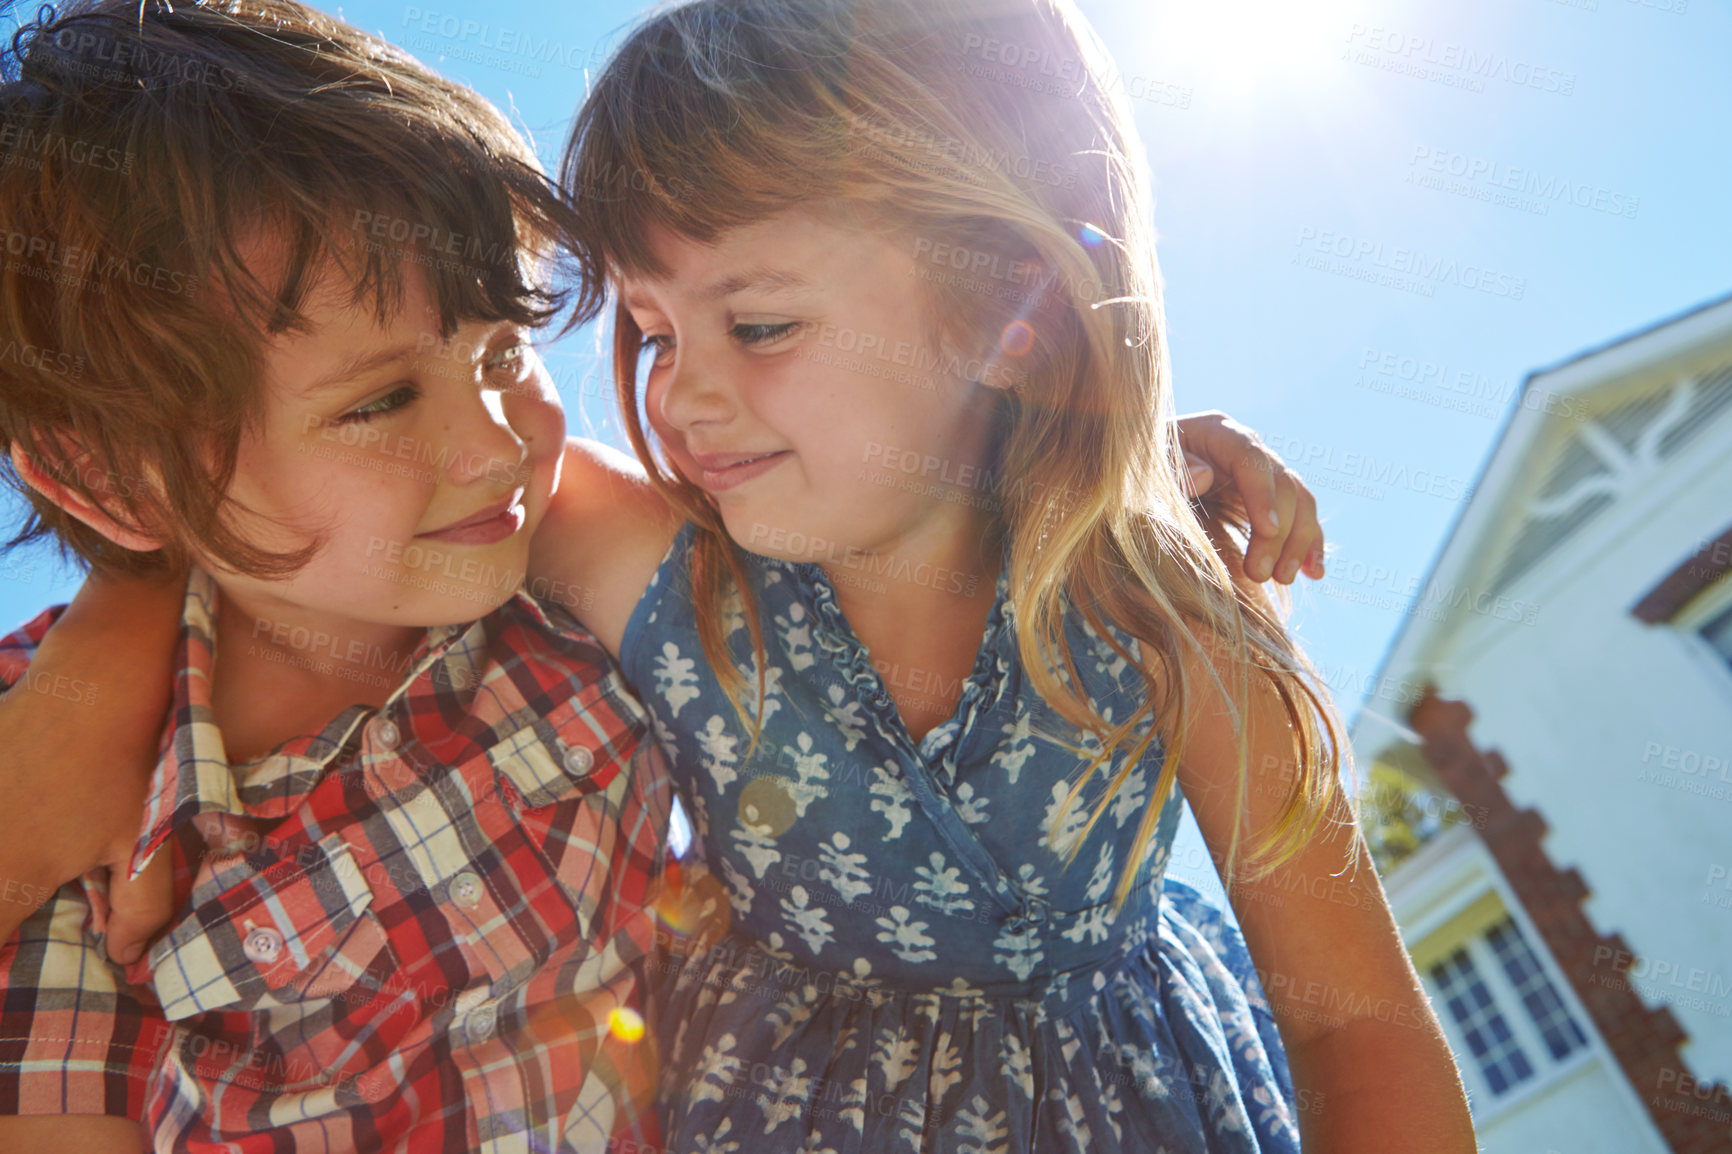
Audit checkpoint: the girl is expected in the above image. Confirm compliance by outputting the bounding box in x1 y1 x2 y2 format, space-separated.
403 0 1473 1149
540 0 1473 1150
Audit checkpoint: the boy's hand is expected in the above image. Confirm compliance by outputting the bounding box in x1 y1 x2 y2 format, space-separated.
0 569 181 962
1178 410 1326 585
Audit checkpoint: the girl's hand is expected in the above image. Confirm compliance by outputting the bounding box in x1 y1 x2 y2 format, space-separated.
1178 410 1326 585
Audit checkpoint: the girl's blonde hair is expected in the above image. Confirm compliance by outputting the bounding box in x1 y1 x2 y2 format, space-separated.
562 0 1352 907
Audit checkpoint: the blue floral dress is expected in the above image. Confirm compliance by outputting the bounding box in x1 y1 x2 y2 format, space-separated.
621 524 1301 1153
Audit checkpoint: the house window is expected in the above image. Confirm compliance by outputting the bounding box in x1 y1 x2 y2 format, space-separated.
1485 916 1588 1061
1431 947 1535 1095
1425 911 1595 1107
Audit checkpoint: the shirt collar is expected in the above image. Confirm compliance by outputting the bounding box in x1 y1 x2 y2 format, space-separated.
130 567 585 876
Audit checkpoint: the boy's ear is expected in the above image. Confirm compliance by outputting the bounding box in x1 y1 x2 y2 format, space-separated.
9 440 164 553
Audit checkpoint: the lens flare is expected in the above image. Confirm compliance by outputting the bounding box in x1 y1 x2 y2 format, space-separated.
1078 223 1106 248
607 1006 646 1044
1000 320 1037 357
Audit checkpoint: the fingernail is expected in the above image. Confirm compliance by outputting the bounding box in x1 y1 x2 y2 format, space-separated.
121 943 143 965
1266 510 1281 531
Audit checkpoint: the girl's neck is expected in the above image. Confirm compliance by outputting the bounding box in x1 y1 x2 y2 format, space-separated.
823 520 1006 745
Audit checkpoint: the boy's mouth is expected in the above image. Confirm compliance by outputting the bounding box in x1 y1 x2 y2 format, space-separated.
418 489 525 544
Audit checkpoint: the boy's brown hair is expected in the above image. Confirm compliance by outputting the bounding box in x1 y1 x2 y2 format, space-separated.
0 0 576 578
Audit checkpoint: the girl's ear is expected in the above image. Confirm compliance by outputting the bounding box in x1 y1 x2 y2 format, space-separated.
9 440 165 553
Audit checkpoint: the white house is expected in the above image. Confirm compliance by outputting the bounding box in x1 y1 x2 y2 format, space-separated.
1347 291 1732 1154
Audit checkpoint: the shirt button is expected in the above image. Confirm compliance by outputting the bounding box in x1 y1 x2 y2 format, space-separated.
562 745 594 774
449 871 483 909
467 1005 498 1044
372 717 401 752
243 926 284 964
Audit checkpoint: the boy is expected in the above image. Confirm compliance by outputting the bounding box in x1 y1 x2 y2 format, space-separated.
0 1 671 1149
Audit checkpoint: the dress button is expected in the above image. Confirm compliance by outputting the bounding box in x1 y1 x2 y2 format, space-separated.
449 871 483 909
562 745 594 774
243 926 284 964
467 1005 498 1044
372 717 400 751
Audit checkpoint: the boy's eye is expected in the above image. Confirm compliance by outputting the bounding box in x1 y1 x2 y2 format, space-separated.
484 339 539 386
732 321 801 347
336 383 418 424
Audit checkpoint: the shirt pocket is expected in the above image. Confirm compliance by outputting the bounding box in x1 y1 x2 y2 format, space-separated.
484 687 647 949
148 831 400 1020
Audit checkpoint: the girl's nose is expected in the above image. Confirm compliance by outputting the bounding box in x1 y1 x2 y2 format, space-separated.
657 355 736 434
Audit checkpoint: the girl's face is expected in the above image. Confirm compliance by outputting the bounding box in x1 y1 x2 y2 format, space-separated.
623 211 1007 567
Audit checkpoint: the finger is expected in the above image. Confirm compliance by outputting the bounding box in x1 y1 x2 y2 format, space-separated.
1269 491 1320 585
1244 471 1296 583
102 848 175 968
1183 453 1213 499
1303 540 1327 580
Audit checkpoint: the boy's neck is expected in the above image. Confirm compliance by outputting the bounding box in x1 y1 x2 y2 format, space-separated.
207 583 428 765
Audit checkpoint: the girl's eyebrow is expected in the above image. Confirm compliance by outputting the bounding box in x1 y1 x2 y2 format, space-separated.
699 268 810 302
624 268 812 312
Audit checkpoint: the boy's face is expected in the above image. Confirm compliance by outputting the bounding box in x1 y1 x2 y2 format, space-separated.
205 261 564 629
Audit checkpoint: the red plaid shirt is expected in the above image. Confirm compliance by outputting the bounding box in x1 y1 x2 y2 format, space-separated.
0 568 671 1152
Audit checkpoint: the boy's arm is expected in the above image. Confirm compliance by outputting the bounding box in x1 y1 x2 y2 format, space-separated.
1176 410 1326 585
0 568 181 955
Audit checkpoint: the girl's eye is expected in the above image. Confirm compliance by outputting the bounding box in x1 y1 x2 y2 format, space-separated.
639 332 675 365
732 321 801 347
335 383 418 425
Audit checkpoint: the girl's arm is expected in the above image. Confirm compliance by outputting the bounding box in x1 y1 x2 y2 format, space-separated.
1173 626 1477 1152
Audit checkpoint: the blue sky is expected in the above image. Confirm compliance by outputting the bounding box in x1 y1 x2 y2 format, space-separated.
2 0 1728 900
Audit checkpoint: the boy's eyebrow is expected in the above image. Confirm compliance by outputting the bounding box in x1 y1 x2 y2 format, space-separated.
300 343 423 399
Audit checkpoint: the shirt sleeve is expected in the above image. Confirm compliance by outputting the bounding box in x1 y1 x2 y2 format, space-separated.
0 603 68 693
0 602 171 1118
0 880 172 1118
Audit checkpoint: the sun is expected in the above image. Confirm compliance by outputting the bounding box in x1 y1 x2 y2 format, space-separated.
1124 0 1364 110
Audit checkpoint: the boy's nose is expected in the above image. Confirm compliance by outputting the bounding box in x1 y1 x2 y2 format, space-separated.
443 394 530 486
